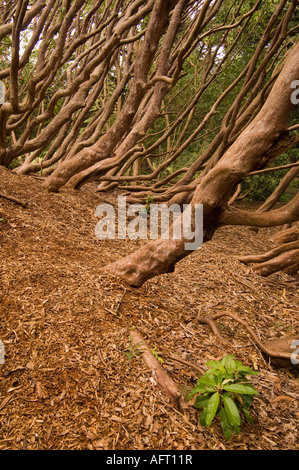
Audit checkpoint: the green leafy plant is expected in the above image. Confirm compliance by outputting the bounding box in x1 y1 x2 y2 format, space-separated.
123 338 143 361
187 355 259 440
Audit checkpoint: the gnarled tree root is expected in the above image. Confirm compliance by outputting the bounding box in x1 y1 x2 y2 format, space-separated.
238 240 299 264
198 311 298 368
238 226 299 276
252 249 299 276
270 226 299 245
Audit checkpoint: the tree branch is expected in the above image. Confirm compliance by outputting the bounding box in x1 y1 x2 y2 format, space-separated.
221 192 299 227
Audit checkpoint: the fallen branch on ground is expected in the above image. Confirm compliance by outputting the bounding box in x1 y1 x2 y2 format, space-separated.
0 192 27 208
129 328 186 409
165 354 205 375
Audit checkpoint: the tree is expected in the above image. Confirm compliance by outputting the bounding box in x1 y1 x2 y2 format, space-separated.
0 0 298 284
102 39 299 286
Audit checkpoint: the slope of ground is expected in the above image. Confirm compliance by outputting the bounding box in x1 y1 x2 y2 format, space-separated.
0 166 298 450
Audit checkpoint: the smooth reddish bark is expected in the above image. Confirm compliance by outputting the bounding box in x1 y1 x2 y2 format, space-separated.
102 40 299 286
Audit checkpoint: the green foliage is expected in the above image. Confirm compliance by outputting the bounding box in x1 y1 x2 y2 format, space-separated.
8 157 23 170
123 338 143 361
145 0 296 197
242 152 299 201
150 347 164 364
145 194 154 214
187 355 259 440
243 173 283 202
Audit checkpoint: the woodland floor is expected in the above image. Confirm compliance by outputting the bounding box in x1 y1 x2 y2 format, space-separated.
0 165 298 451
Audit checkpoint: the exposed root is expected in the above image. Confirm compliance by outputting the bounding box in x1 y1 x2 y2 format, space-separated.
237 226 299 276
165 354 205 375
237 240 299 264
197 311 298 365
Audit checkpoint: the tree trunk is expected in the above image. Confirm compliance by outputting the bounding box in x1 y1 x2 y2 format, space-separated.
42 0 178 193
102 40 299 287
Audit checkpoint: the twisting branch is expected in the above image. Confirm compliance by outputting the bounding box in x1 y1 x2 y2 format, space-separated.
198 311 296 361
220 192 299 228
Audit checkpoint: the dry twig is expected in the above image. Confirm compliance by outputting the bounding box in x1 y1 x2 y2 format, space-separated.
0 191 27 207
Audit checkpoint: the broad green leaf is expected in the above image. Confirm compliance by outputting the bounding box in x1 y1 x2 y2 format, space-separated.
242 394 255 409
198 374 217 385
196 375 217 392
218 407 232 441
200 406 208 427
237 365 259 375
235 360 243 369
205 392 220 427
205 360 226 373
187 384 207 399
222 394 241 427
222 378 234 386
194 395 210 409
223 384 259 395
205 360 221 368
221 355 236 371
214 370 231 385
187 376 216 399
233 424 240 435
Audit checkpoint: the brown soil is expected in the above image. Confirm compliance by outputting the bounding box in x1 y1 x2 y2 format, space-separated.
0 166 298 450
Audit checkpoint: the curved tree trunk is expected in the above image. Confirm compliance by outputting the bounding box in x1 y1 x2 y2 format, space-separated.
42 0 185 193
102 40 299 287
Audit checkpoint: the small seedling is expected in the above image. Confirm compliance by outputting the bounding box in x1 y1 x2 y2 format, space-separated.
124 338 143 361
187 355 259 440
151 347 164 364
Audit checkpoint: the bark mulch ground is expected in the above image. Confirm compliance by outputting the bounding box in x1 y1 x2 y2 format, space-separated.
0 166 298 450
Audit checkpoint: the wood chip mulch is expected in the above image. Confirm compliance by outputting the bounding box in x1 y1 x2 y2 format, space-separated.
0 167 298 450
